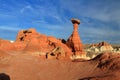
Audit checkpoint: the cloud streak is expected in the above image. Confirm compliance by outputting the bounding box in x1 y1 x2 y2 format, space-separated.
0 26 22 31
0 0 120 43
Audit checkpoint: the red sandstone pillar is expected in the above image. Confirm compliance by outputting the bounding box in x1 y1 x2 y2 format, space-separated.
67 18 85 57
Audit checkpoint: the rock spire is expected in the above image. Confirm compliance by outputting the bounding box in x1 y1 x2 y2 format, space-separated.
66 18 85 57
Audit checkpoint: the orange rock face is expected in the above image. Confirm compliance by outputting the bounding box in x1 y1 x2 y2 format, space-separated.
15 28 72 59
16 28 40 42
66 18 85 56
0 39 16 51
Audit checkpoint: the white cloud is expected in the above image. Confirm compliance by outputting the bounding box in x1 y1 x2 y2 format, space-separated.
0 26 22 31
60 0 120 26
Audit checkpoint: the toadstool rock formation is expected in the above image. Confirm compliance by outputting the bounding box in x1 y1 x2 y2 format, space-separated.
66 18 85 57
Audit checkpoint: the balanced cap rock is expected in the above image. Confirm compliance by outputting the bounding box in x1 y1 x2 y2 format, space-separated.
66 18 85 57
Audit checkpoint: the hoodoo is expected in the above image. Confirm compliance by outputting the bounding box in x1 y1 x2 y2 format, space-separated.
66 18 85 57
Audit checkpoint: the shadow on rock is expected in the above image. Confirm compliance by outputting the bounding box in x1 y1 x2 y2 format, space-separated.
0 73 10 80
78 74 114 80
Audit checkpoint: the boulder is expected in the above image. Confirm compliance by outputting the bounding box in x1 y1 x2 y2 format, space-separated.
46 47 65 60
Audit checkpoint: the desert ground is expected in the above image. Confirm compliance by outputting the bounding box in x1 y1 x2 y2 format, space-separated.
0 50 120 80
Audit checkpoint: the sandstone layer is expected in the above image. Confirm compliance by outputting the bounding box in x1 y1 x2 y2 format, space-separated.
66 18 85 57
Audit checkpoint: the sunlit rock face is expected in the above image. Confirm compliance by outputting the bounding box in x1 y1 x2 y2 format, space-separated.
14 28 73 59
0 18 88 60
91 42 113 52
0 39 16 51
99 42 113 52
90 46 100 53
16 28 41 42
66 18 85 57
46 47 66 60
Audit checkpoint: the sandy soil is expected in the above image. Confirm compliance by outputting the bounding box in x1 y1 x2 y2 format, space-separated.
0 51 120 80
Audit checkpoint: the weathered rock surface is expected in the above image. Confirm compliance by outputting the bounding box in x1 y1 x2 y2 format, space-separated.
0 49 10 60
0 28 73 59
0 39 16 51
46 47 66 60
92 52 120 71
66 18 85 57
91 42 113 52
16 28 40 42
24 34 72 58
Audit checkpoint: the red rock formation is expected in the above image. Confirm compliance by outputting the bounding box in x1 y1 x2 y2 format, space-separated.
15 28 52 52
16 28 40 42
47 36 72 59
0 39 26 51
0 39 16 51
46 47 66 60
0 26 75 59
25 36 53 52
66 18 85 56
15 28 73 59
13 41 27 51
92 52 120 71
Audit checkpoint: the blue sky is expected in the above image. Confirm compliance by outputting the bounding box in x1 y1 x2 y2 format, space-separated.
0 0 120 44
